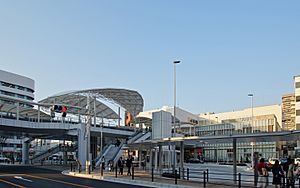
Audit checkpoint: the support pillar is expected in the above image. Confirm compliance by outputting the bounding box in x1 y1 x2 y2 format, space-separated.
77 124 87 169
118 107 121 127
22 139 29 165
138 149 142 169
233 138 237 184
16 102 20 120
38 105 40 123
180 141 184 178
154 148 158 170
149 148 153 170
159 145 163 173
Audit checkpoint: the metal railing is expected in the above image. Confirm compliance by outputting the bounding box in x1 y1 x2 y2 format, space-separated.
74 163 300 188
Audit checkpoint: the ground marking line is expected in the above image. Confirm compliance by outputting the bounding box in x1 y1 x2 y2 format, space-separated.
0 178 26 188
14 176 33 183
24 174 93 188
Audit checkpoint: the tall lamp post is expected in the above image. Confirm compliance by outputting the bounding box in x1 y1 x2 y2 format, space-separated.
172 60 181 172
248 94 254 167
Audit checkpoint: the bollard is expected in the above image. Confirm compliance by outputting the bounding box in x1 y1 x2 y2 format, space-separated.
175 170 178 185
132 166 134 180
101 165 103 177
115 165 117 178
238 173 241 188
152 168 154 182
187 168 189 181
203 171 206 187
206 169 209 183
70 163 73 172
79 164 81 173
88 165 91 174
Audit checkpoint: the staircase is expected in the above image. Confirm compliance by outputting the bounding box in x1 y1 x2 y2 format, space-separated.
94 131 152 168
134 132 151 143
30 144 78 164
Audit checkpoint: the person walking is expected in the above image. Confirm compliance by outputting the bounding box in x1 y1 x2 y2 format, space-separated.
272 160 284 188
118 157 124 175
126 156 133 176
257 158 269 188
287 159 296 188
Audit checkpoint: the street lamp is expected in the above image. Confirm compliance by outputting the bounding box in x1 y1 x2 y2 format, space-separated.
173 60 180 135
248 94 254 168
172 60 180 173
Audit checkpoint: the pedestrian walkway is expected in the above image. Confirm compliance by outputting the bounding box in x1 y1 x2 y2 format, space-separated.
62 168 245 188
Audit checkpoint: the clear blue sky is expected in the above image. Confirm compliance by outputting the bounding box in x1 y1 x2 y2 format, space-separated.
1 1 300 114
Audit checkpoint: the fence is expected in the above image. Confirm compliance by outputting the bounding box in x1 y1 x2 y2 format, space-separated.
72 163 300 188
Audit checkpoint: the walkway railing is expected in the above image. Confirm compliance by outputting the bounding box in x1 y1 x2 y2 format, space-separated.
71 163 300 188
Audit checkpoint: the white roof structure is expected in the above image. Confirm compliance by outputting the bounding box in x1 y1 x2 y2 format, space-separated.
39 88 144 119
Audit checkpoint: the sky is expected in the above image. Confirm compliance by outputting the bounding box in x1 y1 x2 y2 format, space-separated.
0 1 300 114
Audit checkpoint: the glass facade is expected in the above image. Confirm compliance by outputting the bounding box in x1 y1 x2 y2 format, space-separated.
194 115 279 162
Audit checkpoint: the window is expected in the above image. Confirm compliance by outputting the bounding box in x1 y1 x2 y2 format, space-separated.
297 110 300 116
296 96 300 102
296 82 300 89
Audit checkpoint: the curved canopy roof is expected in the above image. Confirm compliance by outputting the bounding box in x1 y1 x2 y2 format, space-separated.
39 88 144 119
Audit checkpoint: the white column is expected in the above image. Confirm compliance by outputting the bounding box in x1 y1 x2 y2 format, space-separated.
77 124 87 169
22 139 29 165
138 149 142 169
180 141 184 178
16 102 19 120
154 148 158 170
38 105 40 123
159 145 163 173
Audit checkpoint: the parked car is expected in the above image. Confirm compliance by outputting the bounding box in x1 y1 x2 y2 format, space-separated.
186 158 204 164
0 156 11 163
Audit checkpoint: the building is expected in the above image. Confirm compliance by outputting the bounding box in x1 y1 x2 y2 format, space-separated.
0 69 35 107
282 94 296 131
0 69 35 161
198 105 282 162
295 76 300 130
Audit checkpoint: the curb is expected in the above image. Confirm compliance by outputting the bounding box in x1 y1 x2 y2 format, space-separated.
62 170 195 188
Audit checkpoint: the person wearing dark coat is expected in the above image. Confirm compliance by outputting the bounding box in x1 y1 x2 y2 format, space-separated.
118 157 124 175
272 160 284 188
126 156 133 176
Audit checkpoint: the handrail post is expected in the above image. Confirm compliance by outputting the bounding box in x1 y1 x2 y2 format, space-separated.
101 164 103 177
175 169 178 185
238 173 241 188
132 166 134 180
203 171 206 187
152 168 154 182
206 169 209 183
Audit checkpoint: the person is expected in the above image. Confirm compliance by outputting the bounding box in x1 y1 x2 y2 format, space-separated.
118 157 124 175
126 156 133 176
272 160 284 188
101 157 106 170
108 160 113 172
287 159 296 188
116 139 121 147
257 158 268 188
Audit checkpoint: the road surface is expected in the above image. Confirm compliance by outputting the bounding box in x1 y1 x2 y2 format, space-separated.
0 165 149 188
